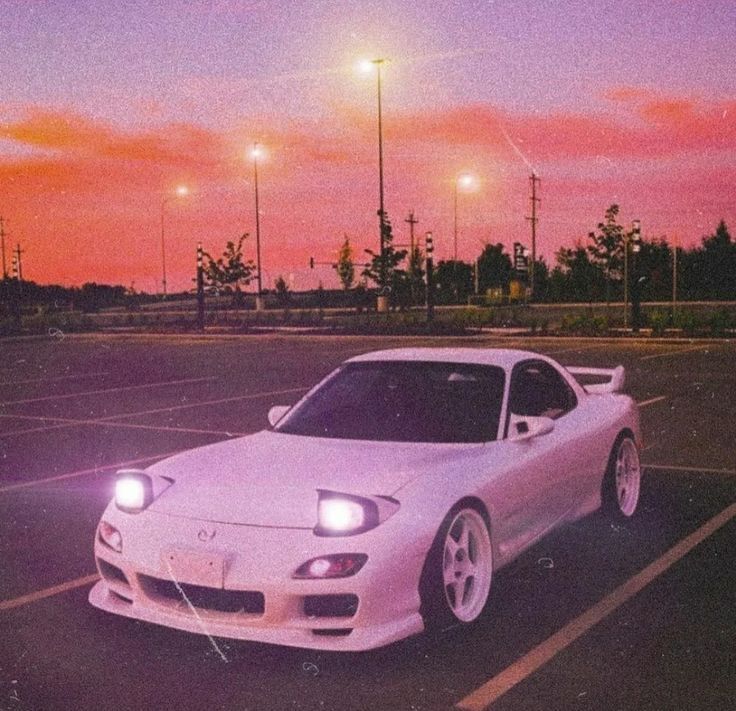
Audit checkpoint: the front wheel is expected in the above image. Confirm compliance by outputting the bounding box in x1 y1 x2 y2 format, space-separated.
420 506 493 627
603 435 641 519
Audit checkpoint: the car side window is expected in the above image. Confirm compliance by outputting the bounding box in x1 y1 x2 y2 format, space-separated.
508 361 577 419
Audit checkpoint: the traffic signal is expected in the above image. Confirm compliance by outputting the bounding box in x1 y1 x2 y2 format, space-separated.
309 257 314 269
425 232 434 256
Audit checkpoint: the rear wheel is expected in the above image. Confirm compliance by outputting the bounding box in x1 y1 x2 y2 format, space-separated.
603 435 641 519
420 506 492 627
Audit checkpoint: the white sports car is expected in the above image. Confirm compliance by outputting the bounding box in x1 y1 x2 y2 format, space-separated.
90 348 641 651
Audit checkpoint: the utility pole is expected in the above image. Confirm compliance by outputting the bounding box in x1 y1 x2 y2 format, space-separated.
672 233 679 318
404 211 418 256
525 172 540 300
15 243 24 281
405 211 419 306
196 242 205 332
0 217 8 279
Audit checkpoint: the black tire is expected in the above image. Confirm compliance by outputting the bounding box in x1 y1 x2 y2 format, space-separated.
419 504 493 629
602 434 641 520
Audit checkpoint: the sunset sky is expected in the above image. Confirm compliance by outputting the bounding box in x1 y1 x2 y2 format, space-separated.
1 0 734 291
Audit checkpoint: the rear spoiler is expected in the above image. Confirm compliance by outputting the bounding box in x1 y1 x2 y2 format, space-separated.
566 365 626 394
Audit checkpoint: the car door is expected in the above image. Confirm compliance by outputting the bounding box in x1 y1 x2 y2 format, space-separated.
495 359 585 557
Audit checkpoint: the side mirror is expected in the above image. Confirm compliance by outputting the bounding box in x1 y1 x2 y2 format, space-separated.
268 405 291 427
509 415 554 442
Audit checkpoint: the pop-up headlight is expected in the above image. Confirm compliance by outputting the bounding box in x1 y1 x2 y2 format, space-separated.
115 471 154 514
314 491 392 537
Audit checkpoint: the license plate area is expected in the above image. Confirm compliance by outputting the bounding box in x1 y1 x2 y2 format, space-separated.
161 548 225 588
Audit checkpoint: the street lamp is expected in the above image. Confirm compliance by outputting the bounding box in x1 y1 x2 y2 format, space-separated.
160 185 189 297
454 173 476 262
359 58 387 291
251 143 264 311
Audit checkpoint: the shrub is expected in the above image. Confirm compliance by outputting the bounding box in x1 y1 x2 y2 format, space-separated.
648 309 670 337
708 309 731 337
673 310 700 336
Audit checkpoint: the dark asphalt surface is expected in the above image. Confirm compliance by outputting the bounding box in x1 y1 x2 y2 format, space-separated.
0 334 734 711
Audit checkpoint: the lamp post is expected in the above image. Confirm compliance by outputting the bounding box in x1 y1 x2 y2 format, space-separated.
251 143 264 311
453 173 475 263
360 58 387 305
452 173 476 302
160 185 189 297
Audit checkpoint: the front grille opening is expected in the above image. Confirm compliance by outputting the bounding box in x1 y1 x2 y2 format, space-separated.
312 628 353 637
98 559 130 586
138 575 264 614
304 594 359 618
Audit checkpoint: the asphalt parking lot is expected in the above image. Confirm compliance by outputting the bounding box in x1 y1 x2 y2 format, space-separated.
0 333 734 711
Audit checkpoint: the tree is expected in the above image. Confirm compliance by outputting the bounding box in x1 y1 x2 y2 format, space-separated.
362 214 408 296
476 243 512 293
336 236 355 291
435 260 473 304
637 238 673 302
701 220 736 299
587 204 625 304
203 233 256 306
274 275 290 307
555 244 602 302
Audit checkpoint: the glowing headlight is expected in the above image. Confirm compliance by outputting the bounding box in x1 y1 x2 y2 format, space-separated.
319 498 364 531
314 491 380 536
115 472 153 513
98 521 123 553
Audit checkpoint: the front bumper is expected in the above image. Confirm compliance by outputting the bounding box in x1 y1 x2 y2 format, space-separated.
89 510 425 651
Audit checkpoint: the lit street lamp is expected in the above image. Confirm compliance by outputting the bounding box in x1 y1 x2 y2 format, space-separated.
453 173 476 262
160 185 189 296
251 143 265 311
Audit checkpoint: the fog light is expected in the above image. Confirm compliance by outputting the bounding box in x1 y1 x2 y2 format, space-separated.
293 554 368 579
98 521 123 553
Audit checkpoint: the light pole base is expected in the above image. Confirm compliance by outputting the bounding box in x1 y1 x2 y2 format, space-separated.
376 295 389 313
255 296 266 312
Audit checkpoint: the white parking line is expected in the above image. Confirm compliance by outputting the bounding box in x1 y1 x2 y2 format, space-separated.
640 346 711 361
0 450 183 493
546 343 612 355
0 386 308 439
456 501 736 710
0 371 110 387
0 377 216 406
637 396 667 408
0 412 245 439
644 463 736 475
0 574 100 612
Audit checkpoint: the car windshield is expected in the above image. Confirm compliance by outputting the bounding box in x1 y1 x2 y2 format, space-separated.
275 361 505 443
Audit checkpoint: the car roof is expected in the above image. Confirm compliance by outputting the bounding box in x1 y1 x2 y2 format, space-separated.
346 348 549 369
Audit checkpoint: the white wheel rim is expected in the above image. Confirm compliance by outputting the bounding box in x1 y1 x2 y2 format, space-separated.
615 438 641 517
442 509 492 622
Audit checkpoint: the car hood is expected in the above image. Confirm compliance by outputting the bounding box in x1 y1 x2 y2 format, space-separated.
145 430 481 527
